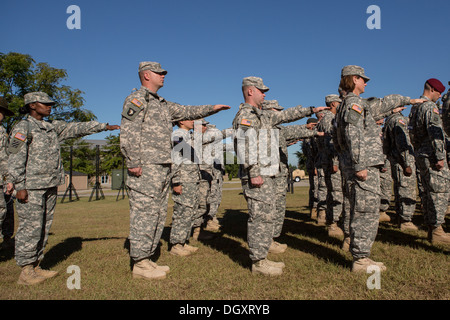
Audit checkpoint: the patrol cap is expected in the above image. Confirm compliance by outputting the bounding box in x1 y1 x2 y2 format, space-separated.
0 97 14 117
325 94 342 104
242 76 269 92
262 100 284 110
24 92 56 106
426 78 445 93
138 61 168 75
341 65 370 82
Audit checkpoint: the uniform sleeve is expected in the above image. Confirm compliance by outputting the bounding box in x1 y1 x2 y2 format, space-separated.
168 102 216 122
7 122 29 190
371 95 411 121
0 130 9 181
233 112 260 178
424 104 446 161
283 124 315 141
120 96 145 169
345 104 366 171
268 105 313 127
54 120 107 142
393 120 415 168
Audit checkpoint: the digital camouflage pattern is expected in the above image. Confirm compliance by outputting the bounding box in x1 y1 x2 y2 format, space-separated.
233 102 314 261
120 85 221 261
316 110 343 223
170 128 200 245
8 115 109 267
409 96 450 227
0 127 8 233
335 92 411 259
384 112 417 221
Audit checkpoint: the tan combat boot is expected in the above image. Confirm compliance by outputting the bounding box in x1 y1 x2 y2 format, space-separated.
341 236 350 252
17 265 46 285
132 259 166 280
352 258 387 273
192 227 214 241
204 219 220 232
327 222 344 238
34 265 58 279
251 259 283 276
316 210 326 226
379 211 391 222
170 243 192 257
265 259 285 269
148 260 170 274
400 221 419 231
310 207 317 220
268 240 287 254
183 243 199 253
431 225 450 245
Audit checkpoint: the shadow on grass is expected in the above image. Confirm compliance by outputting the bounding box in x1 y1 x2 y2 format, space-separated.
41 236 125 270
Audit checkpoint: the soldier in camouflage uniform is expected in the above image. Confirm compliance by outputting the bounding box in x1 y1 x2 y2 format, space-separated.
0 97 14 249
335 65 424 272
409 78 450 245
120 62 230 281
203 123 232 232
262 100 323 254
378 120 393 222
314 111 328 226
302 118 319 219
232 76 328 276
315 94 345 237
383 110 418 231
8 92 119 285
169 120 201 256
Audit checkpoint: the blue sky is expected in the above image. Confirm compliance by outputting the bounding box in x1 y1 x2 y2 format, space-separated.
1 0 450 165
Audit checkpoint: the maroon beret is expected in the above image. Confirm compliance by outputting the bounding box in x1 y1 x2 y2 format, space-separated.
426 78 445 93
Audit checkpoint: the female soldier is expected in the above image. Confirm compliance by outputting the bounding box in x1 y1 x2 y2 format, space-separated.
335 66 423 272
8 92 119 285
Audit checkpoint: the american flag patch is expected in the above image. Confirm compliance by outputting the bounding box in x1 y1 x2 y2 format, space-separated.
398 119 406 126
241 119 252 126
433 108 439 114
14 132 26 142
351 104 362 114
131 98 142 108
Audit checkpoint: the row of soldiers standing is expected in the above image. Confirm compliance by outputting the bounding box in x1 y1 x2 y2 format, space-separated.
303 67 450 274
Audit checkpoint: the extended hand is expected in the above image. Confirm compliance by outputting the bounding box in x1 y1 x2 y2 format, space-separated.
106 125 120 131
410 99 426 105
213 105 231 112
312 106 330 113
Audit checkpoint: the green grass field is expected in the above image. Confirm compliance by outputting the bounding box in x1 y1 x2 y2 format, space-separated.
0 186 448 300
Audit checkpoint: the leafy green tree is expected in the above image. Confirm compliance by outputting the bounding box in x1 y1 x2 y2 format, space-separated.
60 139 97 177
224 152 239 180
101 134 124 175
0 52 96 132
294 150 307 171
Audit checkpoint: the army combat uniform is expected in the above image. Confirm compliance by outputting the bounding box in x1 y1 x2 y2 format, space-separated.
315 109 344 230
383 112 417 228
409 94 450 242
170 127 201 253
8 112 108 269
233 85 316 273
120 85 219 264
335 66 412 269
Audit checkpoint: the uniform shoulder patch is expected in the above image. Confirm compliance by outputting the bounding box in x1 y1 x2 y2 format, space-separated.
398 119 406 126
131 98 143 108
240 119 252 126
351 104 362 114
14 132 27 142
433 107 440 115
